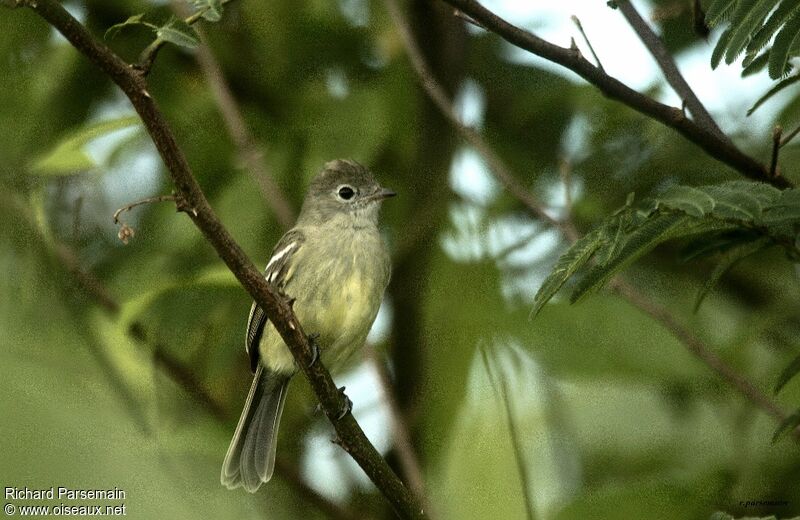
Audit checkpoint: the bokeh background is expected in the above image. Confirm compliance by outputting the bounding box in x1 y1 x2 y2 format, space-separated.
2 0 800 519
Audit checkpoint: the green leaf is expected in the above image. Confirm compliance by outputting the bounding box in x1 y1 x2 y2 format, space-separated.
570 214 688 302
680 230 762 262
747 1 800 54
30 116 141 176
706 0 738 27
531 181 797 317
201 0 224 22
741 50 770 76
747 74 800 114
768 7 800 78
597 212 629 266
774 352 800 394
156 18 200 49
693 236 771 311
772 408 800 442
104 13 149 40
702 182 779 220
724 0 782 65
711 28 734 69
191 0 224 22
655 185 716 217
530 228 607 318
761 188 800 224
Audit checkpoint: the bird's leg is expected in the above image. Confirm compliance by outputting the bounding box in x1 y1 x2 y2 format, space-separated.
336 386 353 420
307 332 321 366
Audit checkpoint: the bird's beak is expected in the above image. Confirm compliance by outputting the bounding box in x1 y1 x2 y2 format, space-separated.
374 187 397 200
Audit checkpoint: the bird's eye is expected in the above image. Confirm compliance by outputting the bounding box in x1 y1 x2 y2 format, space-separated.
338 186 355 200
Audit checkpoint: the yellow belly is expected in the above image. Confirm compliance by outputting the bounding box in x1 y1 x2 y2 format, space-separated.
258 267 382 375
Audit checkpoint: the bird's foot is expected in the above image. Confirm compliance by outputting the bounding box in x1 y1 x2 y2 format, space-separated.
307 332 321 366
336 386 353 420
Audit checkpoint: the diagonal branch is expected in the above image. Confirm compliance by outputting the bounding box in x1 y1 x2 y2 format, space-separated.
382 0 565 233
436 0 792 189
4 188 372 518
614 0 728 142
366 349 429 510
10 1 424 517
613 281 794 428
384 0 798 440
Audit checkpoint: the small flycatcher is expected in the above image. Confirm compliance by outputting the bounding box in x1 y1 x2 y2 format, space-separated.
221 159 395 492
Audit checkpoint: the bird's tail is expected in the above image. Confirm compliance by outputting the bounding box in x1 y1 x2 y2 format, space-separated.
220 365 289 492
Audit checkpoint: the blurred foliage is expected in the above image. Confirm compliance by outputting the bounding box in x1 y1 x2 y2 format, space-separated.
532 181 800 317
706 0 800 79
2 1 800 519
705 0 800 115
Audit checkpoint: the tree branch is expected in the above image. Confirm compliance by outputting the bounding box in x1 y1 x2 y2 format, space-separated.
5 187 376 520
366 350 430 511
382 0 565 232
612 280 796 434
436 0 793 189
385 0 798 440
614 0 727 142
12 1 423 517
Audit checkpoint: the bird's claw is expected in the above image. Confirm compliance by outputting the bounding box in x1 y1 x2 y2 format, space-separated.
336 386 352 420
307 332 321 366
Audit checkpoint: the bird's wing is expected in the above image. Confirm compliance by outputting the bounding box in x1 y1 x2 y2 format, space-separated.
245 229 305 372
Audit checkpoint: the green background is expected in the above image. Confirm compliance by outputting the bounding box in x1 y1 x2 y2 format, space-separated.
1 0 799 519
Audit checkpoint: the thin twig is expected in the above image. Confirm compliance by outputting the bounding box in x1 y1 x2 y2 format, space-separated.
382 0 565 232
480 346 537 520
16 1 424 517
385 0 799 440
112 194 179 225
613 0 727 141
612 280 799 440
171 1 296 229
452 8 484 29
570 15 603 72
112 194 182 244
437 0 790 189
367 350 430 512
780 123 800 148
770 126 783 178
274 458 372 520
559 158 573 215
493 228 543 261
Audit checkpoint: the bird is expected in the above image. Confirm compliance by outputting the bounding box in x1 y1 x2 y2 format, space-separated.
221 159 395 492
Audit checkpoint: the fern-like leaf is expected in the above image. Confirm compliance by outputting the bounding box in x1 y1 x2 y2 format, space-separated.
706 0 739 27
724 0 782 65
747 1 800 54
741 50 770 76
768 7 800 78
654 185 716 217
570 214 688 303
748 74 800 114
529 181 800 320
711 28 735 69
529 227 607 318
761 188 800 224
